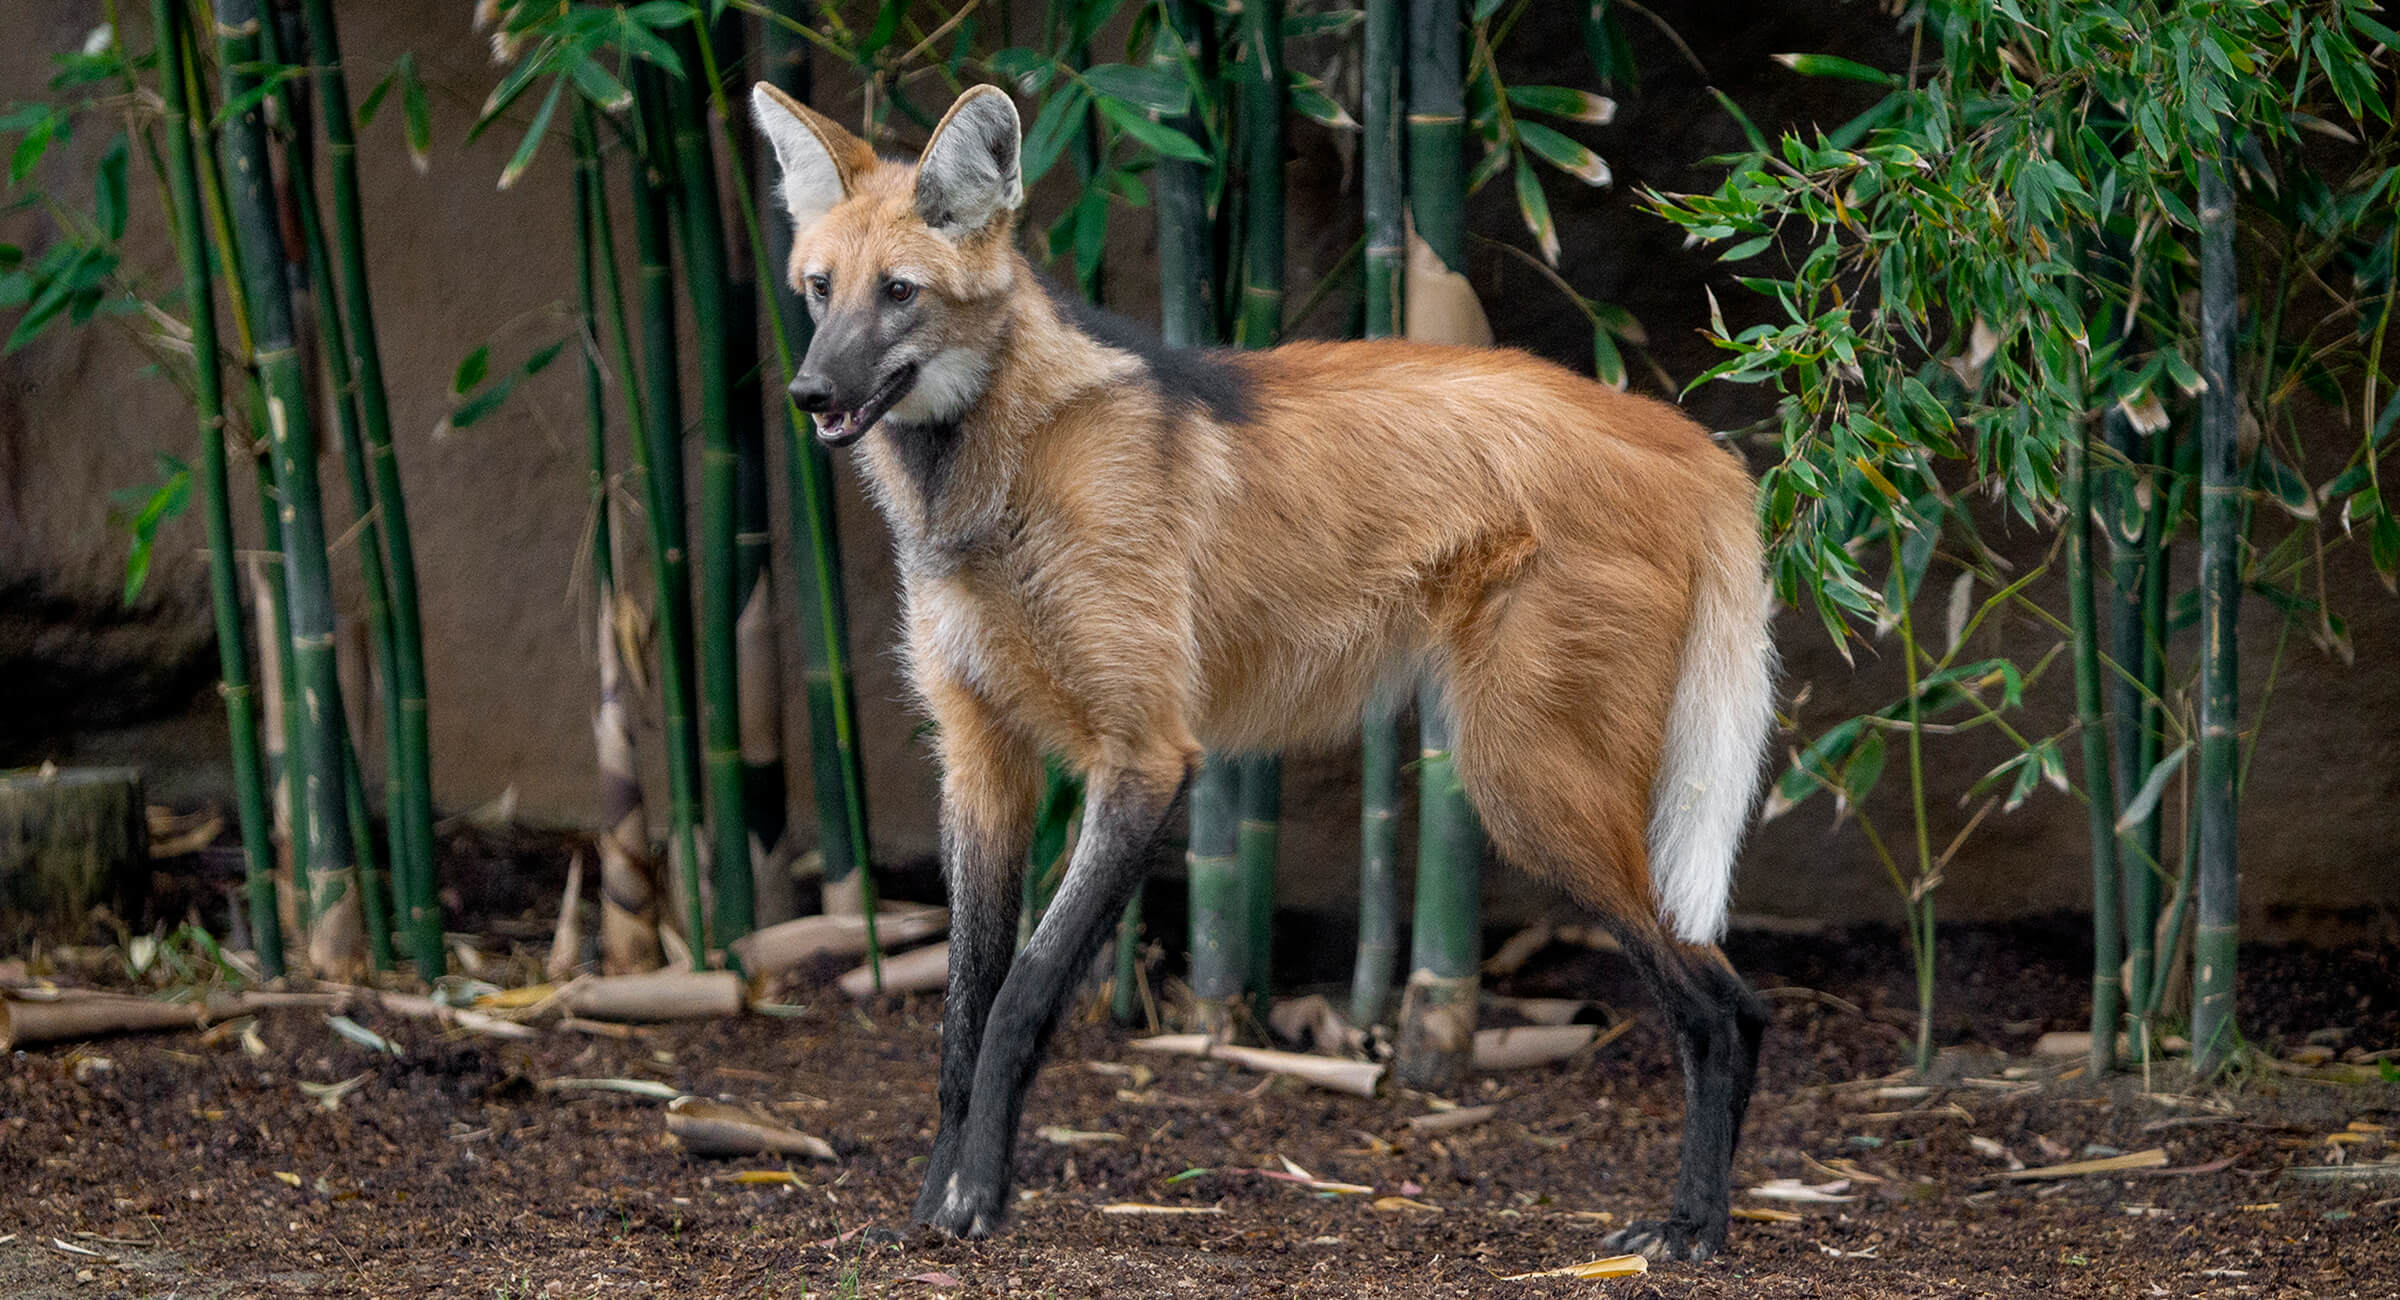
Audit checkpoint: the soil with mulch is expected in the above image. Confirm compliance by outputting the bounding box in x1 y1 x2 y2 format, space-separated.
4 858 2397 1297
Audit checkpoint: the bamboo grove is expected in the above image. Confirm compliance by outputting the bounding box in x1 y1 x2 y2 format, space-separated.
3 1 2394 1088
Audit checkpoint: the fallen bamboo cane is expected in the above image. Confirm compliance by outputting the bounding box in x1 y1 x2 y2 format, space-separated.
1131 1033 1386 1098
376 992 541 1040
837 941 948 997
558 970 746 1022
665 1096 836 1160
1409 1104 1497 1134
0 994 206 1050
734 905 947 978
1473 1024 1599 1071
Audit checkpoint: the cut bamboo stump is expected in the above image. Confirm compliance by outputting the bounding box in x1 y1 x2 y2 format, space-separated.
1 766 149 945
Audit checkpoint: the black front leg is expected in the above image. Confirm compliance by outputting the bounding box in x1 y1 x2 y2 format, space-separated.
909 808 1027 1225
919 758 1191 1238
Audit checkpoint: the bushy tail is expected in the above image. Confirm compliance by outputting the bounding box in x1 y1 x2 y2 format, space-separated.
1647 517 1777 945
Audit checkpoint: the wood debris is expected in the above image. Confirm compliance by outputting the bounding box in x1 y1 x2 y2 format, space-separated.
665 1096 836 1160
2000 1148 2169 1180
1131 1034 1385 1098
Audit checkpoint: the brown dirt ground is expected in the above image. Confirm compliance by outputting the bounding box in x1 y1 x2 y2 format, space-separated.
5 847 2398 1299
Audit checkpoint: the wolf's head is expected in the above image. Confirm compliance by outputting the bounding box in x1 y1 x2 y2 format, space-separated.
751 83 1024 447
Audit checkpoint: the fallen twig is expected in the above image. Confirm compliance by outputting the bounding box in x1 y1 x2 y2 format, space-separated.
1130 1034 1385 1098
1999 1148 2169 1180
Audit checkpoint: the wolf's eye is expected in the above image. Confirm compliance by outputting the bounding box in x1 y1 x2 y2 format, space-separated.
805 273 830 299
885 278 918 305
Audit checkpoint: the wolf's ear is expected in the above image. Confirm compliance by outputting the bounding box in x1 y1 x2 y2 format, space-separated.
750 83 875 235
914 85 1023 239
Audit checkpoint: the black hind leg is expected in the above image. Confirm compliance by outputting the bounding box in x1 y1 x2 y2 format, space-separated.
1602 942 1767 1262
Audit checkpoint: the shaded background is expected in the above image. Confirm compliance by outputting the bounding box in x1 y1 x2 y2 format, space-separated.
5 0 2395 942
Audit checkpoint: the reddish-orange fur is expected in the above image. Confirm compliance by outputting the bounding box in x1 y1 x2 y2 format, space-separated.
753 83 1773 1255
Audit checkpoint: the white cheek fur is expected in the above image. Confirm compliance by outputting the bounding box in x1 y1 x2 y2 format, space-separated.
892 347 990 424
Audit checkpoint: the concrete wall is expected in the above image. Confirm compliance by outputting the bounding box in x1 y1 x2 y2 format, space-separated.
4 1 2394 940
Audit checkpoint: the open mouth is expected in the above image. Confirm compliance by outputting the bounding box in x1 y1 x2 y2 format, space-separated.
814 364 918 448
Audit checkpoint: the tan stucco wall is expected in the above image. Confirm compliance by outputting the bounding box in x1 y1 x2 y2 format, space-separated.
5 1 2395 941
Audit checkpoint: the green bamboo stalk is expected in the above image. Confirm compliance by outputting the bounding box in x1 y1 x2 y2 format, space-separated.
2068 417 2122 1075
1361 0 1403 342
662 24 753 948
1229 6 1283 1006
2190 135 2241 1079
1235 0 1285 348
1889 526 1938 1076
748 14 878 950
1397 0 1483 1091
153 0 284 975
631 62 711 964
711 15 793 931
298 0 440 978
1351 0 1404 1031
1155 0 1217 350
1157 0 1243 1031
261 1 403 973
340 723 395 971
248 497 304 948
574 102 664 973
2133 422 2173 1009
1067 19 1106 303
220 0 363 977
2101 398 2153 1049
1237 756 1281 1002
1186 755 1247 1032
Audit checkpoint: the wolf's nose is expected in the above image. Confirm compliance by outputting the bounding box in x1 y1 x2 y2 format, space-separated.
788 372 835 412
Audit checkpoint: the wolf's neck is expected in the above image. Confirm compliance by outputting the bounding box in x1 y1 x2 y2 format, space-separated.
862 260 1141 574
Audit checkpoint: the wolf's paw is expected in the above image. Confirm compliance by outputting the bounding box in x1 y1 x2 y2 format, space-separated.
1602 1216 1723 1263
914 1171 1007 1239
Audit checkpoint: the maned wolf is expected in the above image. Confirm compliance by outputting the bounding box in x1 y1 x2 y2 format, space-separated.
752 82 1778 1261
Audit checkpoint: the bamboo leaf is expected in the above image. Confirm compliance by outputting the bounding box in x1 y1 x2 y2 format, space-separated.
398 53 432 173
1021 83 1090 188
1289 82 1357 131
1590 325 1625 389
1096 97 1210 163
567 56 635 114
1084 62 1187 115
1709 87 1768 154
1772 52 1900 86
1284 9 1362 38
355 66 397 127
2113 743 2190 835
453 346 492 395
1505 85 1616 125
94 133 128 240
1513 148 1559 265
1516 120 1610 186
117 456 192 605
498 80 564 191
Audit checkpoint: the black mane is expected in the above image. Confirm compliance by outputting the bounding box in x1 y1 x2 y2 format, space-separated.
1034 274 1256 426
